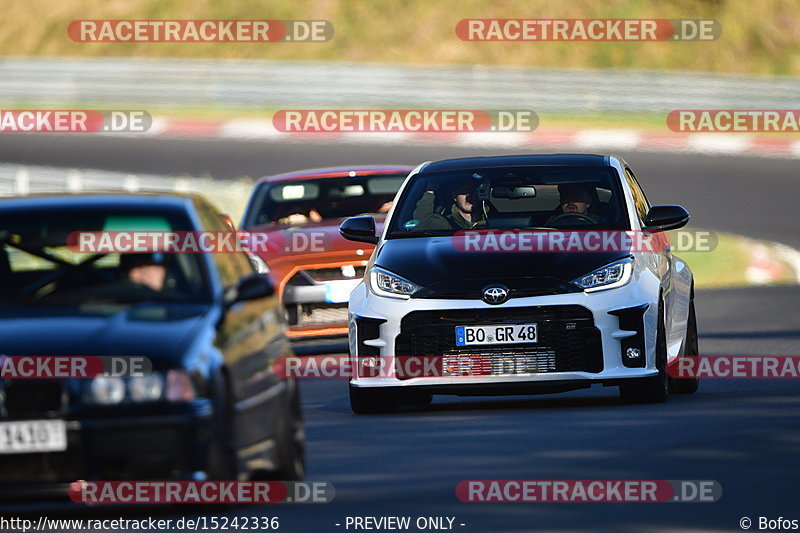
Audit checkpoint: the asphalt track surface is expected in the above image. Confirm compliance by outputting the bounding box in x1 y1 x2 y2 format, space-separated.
1 136 799 532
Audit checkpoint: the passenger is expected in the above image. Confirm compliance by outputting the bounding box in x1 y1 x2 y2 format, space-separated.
277 207 323 225
413 179 486 230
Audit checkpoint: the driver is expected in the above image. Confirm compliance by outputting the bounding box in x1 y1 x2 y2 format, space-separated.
412 178 486 230
120 253 167 291
277 207 323 226
547 183 602 224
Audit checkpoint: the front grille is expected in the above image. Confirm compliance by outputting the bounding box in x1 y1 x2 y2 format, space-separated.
303 266 366 282
297 303 349 326
400 305 594 326
442 347 557 376
2 380 66 417
395 305 602 379
415 279 581 300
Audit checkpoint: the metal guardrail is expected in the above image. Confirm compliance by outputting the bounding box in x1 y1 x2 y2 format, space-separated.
0 164 182 196
1 57 798 113
0 164 255 218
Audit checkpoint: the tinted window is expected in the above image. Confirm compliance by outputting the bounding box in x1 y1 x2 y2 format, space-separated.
387 166 629 236
624 168 651 223
0 208 211 306
194 201 254 287
246 174 407 228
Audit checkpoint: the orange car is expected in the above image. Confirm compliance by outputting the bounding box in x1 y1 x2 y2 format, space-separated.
240 165 412 343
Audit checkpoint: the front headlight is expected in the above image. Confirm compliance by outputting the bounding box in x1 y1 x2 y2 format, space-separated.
86 370 195 404
166 369 196 403
572 257 634 292
369 267 422 298
90 376 126 405
129 374 164 402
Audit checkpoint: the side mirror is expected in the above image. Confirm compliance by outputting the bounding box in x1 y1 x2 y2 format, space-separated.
643 205 690 232
339 216 378 244
225 273 274 306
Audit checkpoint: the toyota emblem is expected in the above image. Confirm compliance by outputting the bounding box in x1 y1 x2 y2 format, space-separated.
483 286 509 304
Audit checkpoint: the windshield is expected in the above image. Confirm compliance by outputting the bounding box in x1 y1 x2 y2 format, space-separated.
0 209 212 307
246 173 407 228
387 165 629 238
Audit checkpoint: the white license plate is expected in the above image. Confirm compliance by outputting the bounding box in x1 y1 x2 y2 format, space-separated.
455 324 538 346
0 420 67 454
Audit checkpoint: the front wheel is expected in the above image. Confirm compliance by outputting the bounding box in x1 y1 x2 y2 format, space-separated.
620 299 669 404
670 297 700 394
208 372 240 480
272 381 306 481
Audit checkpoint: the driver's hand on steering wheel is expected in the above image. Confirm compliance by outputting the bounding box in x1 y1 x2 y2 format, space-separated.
546 211 600 225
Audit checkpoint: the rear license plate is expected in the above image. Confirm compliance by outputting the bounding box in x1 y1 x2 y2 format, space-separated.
455 324 538 346
0 420 67 454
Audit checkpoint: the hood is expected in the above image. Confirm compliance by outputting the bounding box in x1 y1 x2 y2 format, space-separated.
0 304 211 368
374 237 630 297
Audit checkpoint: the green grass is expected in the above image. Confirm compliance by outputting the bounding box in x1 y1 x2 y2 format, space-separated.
2 0 800 75
677 232 796 288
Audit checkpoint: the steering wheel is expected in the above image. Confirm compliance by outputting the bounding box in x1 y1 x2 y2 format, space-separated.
22 260 115 296
548 212 597 225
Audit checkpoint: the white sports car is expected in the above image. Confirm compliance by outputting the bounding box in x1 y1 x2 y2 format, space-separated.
339 154 699 413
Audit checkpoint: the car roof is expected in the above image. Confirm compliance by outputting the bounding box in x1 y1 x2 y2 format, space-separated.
256 165 414 184
420 154 610 173
0 191 201 214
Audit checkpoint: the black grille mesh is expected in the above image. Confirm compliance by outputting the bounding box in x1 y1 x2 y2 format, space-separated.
395 305 602 378
2 380 66 417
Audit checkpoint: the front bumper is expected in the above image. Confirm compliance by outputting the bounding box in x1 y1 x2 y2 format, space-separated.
0 401 213 500
348 280 660 391
284 280 361 340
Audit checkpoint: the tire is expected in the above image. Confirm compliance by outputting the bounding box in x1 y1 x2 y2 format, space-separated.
620 299 670 404
271 380 306 481
208 372 240 480
670 297 700 394
349 385 399 414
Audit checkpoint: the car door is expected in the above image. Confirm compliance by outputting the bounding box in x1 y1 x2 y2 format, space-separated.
196 202 291 456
